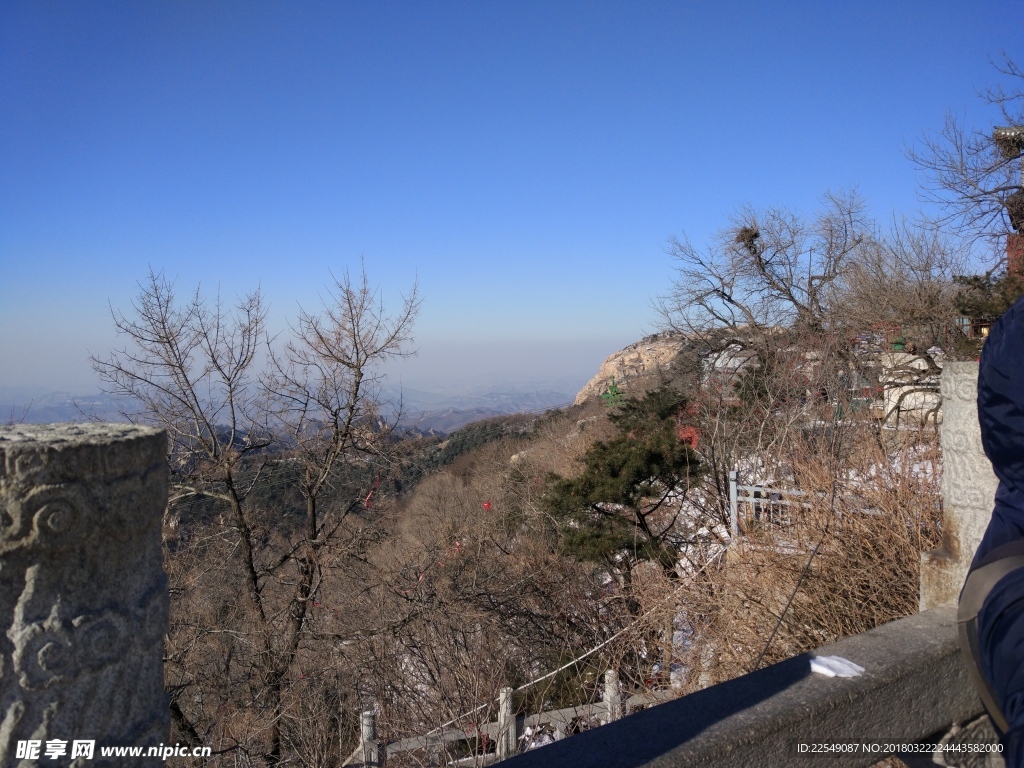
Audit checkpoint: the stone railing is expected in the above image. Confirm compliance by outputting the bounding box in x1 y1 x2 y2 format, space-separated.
502 606 993 768
0 424 169 765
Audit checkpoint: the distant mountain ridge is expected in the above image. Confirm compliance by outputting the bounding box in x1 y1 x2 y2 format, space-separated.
393 387 574 435
2 385 575 433
0 391 130 425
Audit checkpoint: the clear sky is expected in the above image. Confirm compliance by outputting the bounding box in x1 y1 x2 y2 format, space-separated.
1 1 1021 398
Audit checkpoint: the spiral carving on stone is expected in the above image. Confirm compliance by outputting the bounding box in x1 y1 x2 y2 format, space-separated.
0 424 169 762
74 613 130 671
12 620 75 690
0 483 90 554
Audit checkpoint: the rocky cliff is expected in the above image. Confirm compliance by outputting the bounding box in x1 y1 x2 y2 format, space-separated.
574 332 688 405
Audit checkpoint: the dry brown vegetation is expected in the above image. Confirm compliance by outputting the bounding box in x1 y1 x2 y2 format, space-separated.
687 424 943 684
155 344 944 766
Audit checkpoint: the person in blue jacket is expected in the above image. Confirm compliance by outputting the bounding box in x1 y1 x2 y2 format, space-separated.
960 292 1024 766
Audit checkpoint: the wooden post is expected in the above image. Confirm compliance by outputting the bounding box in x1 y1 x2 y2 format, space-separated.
361 710 381 767
496 687 516 760
602 669 622 724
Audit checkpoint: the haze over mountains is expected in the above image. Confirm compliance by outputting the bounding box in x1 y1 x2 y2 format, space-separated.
388 384 575 434
0 382 577 435
0 388 127 425
1 333 623 432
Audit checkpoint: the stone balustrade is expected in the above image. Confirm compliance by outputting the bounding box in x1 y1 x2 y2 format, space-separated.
921 362 999 610
0 424 168 766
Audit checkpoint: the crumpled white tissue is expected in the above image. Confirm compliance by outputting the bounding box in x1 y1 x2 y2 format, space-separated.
810 655 865 678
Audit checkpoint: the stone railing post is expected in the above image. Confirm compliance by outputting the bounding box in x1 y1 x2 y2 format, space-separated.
601 669 622 725
360 710 380 767
0 424 169 764
920 363 1000 609
497 687 516 761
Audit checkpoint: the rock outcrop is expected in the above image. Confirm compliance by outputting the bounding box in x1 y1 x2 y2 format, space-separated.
574 332 688 405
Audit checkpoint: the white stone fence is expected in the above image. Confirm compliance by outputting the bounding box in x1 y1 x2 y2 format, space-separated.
345 670 674 768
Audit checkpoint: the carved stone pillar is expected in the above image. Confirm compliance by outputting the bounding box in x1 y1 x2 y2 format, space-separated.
0 424 168 765
920 363 1000 610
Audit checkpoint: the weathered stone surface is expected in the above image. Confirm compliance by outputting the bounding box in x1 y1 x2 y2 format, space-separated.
0 424 168 766
920 364 1000 610
574 333 687 405
502 607 988 768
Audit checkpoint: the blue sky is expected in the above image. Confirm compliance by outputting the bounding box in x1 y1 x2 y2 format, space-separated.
1 1 1021 397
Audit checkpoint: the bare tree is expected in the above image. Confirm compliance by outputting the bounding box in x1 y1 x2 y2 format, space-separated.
265 267 419 541
655 191 871 457
92 268 271 553
650 196 969 631
94 267 418 766
657 191 868 346
4 402 32 425
259 267 419 758
92 270 275 757
650 194 959 692
839 223 965 347
658 194 970 425
836 222 972 424
908 55 1024 248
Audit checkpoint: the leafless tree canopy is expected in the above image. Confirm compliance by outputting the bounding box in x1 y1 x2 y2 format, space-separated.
837 223 966 362
265 268 420 536
93 269 272 495
657 192 966 370
908 55 1024 247
92 267 419 766
656 191 868 343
